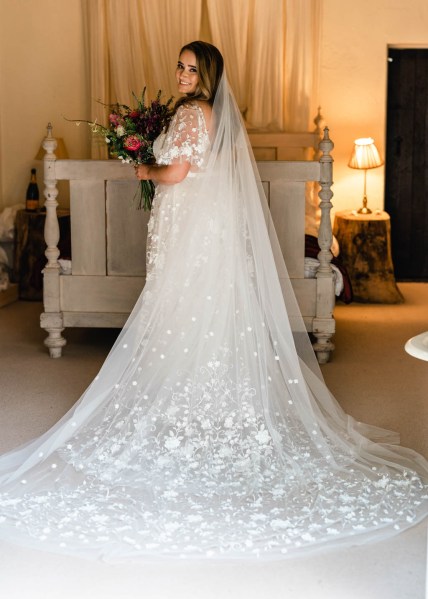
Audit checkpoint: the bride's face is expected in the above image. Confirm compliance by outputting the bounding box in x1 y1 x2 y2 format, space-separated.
176 50 199 95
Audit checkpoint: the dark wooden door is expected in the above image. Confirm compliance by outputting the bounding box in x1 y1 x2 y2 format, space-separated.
385 49 428 281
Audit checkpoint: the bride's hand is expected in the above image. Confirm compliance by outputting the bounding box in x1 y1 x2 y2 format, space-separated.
135 164 152 180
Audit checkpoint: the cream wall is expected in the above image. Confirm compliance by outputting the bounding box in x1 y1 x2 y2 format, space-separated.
319 0 428 215
0 0 90 210
1 0 428 214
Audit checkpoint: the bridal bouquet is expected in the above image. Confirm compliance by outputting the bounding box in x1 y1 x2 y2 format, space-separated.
71 89 174 210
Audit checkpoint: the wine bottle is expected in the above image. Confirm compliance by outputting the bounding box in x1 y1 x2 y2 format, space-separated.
26 168 39 212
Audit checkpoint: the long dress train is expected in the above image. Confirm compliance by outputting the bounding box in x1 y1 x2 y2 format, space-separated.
0 74 427 561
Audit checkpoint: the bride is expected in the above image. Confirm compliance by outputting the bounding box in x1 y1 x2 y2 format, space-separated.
0 41 427 561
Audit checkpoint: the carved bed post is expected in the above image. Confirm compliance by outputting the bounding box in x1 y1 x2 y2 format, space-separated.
39 123 67 358
313 127 335 363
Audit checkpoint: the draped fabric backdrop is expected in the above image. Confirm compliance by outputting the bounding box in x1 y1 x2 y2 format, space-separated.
284 0 321 132
245 0 287 129
205 0 251 117
82 0 321 158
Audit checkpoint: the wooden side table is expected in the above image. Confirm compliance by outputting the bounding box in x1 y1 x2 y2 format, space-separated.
13 210 71 301
333 210 403 303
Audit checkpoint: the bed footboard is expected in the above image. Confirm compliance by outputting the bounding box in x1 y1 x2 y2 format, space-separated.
40 127 335 362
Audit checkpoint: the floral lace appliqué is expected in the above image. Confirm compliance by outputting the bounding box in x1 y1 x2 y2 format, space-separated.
155 103 210 169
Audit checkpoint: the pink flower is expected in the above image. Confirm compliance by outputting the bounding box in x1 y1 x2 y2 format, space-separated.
109 113 120 126
123 135 142 151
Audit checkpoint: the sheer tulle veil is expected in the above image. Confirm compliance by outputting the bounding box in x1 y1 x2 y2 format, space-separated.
0 73 426 560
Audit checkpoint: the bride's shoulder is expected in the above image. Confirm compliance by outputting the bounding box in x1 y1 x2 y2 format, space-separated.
174 100 211 133
186 100 212 130
192 100 212 115
177 100 211 115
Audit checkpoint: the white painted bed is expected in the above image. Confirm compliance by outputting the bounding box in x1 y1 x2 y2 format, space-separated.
40 126 335 363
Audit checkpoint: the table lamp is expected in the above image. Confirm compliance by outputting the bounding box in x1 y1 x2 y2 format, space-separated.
348 137 383 214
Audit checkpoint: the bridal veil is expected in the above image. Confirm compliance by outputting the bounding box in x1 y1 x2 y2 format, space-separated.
0 74 427 560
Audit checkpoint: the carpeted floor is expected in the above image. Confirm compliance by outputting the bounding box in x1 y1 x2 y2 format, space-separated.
0 283 427 598
322 282 428 459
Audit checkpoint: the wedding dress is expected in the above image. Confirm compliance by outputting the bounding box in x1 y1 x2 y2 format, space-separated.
0 75 427 561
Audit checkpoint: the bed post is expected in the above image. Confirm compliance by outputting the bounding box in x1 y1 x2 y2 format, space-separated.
313 127 335 364
39 123 67 358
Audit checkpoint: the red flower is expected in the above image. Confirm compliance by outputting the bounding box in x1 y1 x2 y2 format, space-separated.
129 110 140 119
123 135 142 151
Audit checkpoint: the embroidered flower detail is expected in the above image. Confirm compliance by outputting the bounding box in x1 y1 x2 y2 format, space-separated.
255 428 271 445
164 436 181 450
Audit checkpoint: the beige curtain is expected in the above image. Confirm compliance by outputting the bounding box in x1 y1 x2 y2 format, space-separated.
82 0 320 156
82 0 110 158
206 0 320 131
246 0 287 129
284 0 321 132
107 1 148 103
206 0 286 129
140 0 202 100
205 0 251 115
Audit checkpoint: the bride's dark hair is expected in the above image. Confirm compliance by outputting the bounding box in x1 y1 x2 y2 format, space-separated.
174 41 224 111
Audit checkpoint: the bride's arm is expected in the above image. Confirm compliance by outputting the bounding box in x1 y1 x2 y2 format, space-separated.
136 102 209 185
135 162 190 185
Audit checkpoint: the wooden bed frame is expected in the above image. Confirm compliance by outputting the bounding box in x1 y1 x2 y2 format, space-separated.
40 127 335 363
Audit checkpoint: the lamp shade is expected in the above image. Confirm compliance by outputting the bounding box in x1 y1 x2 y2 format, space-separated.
348 137 383 170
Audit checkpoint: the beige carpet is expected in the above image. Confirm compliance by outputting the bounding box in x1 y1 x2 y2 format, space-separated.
322 282 428 459
0 283 427 598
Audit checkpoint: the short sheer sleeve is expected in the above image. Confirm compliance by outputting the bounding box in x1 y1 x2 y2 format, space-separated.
155 104 210 168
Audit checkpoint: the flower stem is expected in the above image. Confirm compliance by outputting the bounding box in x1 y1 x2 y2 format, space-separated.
134 180 155 210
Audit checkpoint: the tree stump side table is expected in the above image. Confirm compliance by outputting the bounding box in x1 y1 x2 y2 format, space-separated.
333 210 404 304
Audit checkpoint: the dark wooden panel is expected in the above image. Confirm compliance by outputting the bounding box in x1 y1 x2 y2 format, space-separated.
385 49 428 280
411 52 428 277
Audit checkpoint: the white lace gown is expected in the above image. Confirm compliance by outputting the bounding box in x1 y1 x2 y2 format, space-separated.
0 95 427 561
